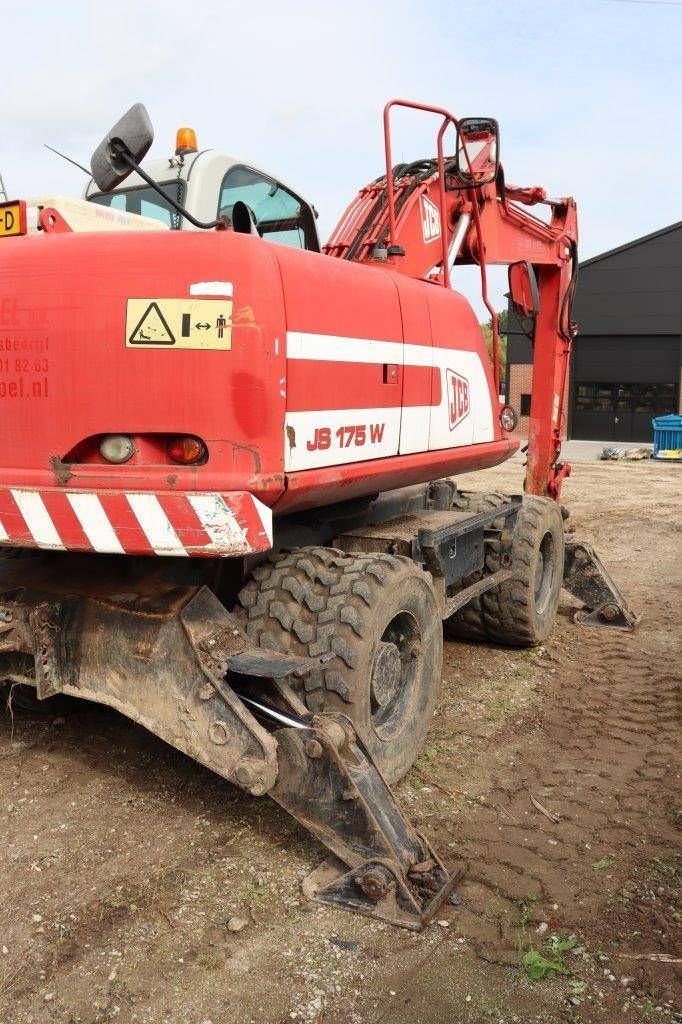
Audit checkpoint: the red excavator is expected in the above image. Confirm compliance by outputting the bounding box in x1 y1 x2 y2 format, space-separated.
0 100 635 929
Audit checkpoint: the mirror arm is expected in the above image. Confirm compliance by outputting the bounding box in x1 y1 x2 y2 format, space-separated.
115 147 224 230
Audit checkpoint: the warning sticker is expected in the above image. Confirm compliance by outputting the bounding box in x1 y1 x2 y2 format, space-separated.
126 298 232 350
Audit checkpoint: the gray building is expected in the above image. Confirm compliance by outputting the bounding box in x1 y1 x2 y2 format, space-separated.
507 222 682 442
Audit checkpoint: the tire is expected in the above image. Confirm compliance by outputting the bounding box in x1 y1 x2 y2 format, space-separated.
1 683 73 716
236 547 442 783
445 492 564 647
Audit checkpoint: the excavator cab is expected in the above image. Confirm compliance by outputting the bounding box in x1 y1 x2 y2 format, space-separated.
85 105 320 250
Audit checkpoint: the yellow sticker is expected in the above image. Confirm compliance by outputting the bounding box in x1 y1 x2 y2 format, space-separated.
126 298 232 350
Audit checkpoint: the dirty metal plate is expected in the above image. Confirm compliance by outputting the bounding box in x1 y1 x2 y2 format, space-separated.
227 648 332 680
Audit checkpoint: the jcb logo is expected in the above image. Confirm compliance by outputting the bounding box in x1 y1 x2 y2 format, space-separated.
420 195 441 243
446 370 469 430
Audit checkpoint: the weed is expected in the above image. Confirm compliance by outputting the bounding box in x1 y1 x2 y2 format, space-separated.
650 855 677 878
547 933 577 955
417 743 442 768
514 892 538 928
233 880 271 906
522 948 570 981
488 696 516 717
480 996 503 1018
591 855 615 870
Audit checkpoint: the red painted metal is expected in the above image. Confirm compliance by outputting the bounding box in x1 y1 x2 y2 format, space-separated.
275 439 516 515
0 98 579 559
327 101 579 500
39 208 72 233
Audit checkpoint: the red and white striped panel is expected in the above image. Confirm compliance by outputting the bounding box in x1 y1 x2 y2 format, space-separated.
0 488 273 558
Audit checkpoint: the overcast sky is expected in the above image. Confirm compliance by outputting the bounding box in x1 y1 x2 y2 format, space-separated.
2 0 681 316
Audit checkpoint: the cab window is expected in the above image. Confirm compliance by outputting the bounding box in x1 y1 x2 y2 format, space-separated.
89 182 183 229
218 165 318 251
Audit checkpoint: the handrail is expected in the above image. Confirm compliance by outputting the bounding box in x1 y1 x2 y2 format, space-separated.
383 99 459 288
382 99 499 392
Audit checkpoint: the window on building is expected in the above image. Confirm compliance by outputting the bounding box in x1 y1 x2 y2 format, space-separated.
520 393 532 416
217 165 318 251
574 382 678 413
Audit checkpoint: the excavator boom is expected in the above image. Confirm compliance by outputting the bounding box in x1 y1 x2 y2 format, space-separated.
325 98 579 501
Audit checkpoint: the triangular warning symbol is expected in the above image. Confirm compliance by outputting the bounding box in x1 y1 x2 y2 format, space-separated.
128 302 176 345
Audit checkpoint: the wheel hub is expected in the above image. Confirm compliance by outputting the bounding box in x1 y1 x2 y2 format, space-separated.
371 641 402 708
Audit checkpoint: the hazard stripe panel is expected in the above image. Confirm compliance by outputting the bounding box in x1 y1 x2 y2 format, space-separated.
0 489 273 558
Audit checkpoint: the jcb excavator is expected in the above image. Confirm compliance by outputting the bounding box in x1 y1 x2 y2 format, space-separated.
0 100 636 929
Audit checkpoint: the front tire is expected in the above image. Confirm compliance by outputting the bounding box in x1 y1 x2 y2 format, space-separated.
446 493 565 647
236 548 442 783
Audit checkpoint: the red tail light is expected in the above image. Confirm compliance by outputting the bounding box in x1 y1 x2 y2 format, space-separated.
166 436 208 465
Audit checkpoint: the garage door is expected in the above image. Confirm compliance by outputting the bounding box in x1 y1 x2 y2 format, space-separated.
571 382 679 442
570 336 680 442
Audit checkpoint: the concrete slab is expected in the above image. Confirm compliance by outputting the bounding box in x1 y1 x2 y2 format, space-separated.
512 438 655 463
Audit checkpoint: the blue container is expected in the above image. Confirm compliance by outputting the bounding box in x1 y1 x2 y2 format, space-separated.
652 414 682 459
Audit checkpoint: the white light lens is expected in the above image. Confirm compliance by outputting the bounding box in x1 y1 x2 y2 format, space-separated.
500 406 518 432
99 434 135 464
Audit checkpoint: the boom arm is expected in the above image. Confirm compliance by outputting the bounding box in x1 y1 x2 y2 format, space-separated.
324 99 579 501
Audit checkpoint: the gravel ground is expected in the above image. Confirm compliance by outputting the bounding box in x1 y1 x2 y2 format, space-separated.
0 458 680 1024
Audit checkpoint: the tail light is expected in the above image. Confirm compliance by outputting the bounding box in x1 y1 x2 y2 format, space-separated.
166 435 208 465
99 434 135 463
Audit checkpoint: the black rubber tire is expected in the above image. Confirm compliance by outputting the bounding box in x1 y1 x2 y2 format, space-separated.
445 491 565 647
1 683 73 716
236 547 442 783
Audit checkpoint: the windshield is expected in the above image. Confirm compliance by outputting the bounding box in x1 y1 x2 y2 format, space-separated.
218 165 317 250
88 182 184 229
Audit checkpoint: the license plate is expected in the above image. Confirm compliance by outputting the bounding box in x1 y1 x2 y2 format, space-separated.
0 200 27 238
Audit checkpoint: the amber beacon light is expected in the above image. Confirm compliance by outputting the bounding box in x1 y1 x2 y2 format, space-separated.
175 127 198 155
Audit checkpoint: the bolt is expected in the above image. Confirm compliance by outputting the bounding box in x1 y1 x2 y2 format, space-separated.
305 738 323 759
208 720 230 745
600 604 619 622
234 761 256 788
358 867 391 902
234 759 268 796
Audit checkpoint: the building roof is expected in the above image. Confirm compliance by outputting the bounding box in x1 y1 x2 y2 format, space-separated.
580 221 682 269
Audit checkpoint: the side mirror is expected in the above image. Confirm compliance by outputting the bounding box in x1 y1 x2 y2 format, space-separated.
90 103 154 192
508 261 539 318
455 117 499 186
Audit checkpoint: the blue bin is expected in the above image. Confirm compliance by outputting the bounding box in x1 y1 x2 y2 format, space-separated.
652 414 682 459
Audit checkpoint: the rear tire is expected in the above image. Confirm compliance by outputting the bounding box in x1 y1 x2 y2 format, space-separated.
236 547 442 783
445 492 564 647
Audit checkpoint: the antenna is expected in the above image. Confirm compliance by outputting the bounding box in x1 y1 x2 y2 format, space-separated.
44 144 91 177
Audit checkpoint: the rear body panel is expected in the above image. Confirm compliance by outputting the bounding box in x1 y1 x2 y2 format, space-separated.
1 228 515 555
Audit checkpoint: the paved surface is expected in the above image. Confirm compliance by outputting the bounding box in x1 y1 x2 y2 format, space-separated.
514 439 657 463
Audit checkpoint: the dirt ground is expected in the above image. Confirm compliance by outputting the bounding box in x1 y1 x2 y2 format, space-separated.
1 459 680 1024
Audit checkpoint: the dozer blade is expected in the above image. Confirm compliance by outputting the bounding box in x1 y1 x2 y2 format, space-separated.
0 553 461 930
563 539 640 630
